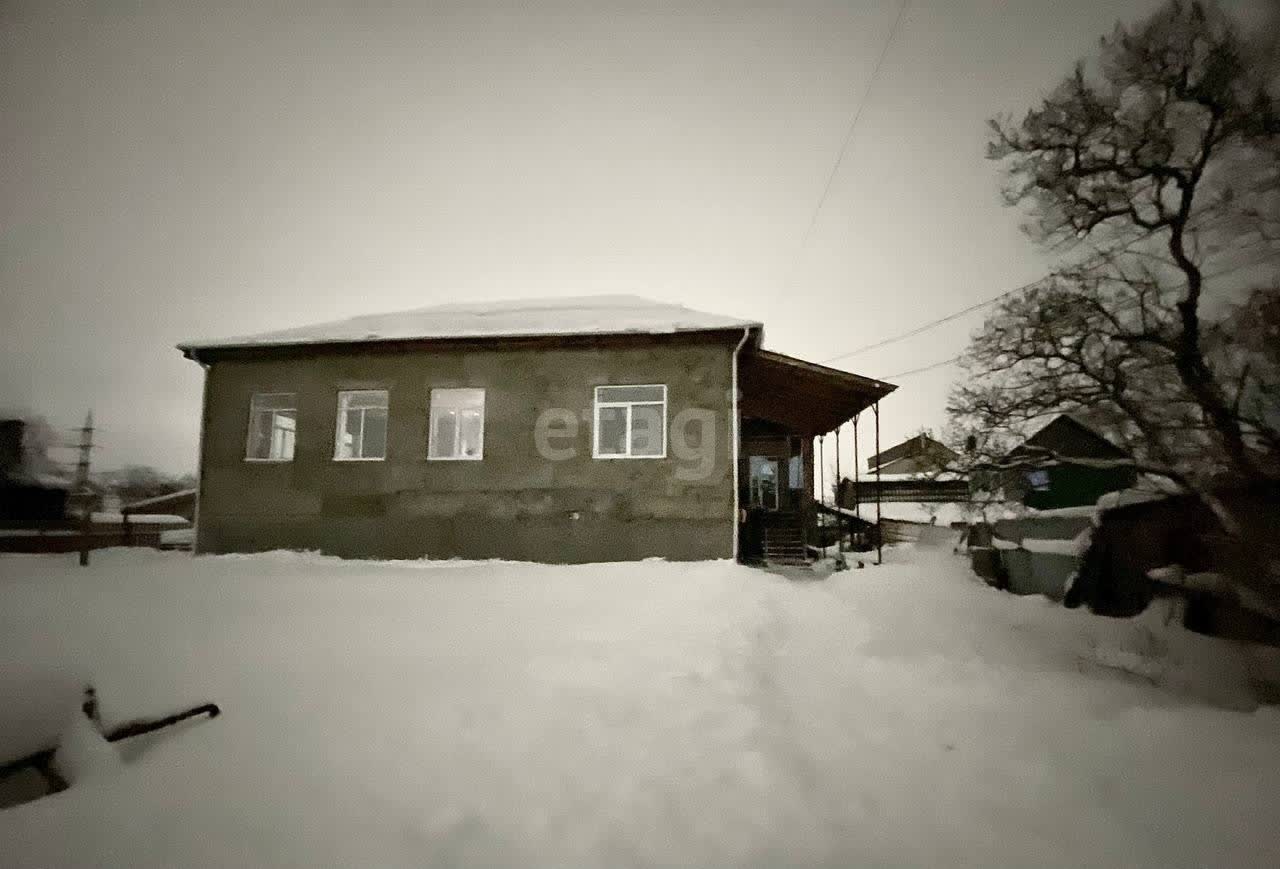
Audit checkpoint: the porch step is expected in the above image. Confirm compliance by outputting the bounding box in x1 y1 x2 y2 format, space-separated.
763 525 809 565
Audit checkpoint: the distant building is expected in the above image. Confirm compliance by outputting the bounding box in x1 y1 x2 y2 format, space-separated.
837 433 968 512
866 432 958 475
999 415 1137 510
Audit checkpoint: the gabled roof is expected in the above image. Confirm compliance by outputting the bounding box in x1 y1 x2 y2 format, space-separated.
179 295 762 357
867 433 958 471
1014 414 1129 460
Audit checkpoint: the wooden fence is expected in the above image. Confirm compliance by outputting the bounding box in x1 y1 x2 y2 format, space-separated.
0 518 187 555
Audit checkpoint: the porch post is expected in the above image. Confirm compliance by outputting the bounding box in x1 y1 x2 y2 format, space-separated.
800 437 810 555
852 414 860 521
834 423 842 554
818 434 826 560
874 401 882 565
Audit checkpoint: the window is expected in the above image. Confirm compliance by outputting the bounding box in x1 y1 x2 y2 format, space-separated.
1027 469 1051 492
428 388 485 460
334 390 388 460
246 393 296 461
593 384 666 458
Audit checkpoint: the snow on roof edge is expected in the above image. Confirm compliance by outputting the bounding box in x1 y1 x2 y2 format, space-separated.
179 294 763 355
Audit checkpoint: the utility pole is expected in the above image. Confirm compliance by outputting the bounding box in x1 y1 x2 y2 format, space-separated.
74 410 94 492
74 410 94 567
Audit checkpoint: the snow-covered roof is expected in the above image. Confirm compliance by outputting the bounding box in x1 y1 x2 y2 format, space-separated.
180 295 761 355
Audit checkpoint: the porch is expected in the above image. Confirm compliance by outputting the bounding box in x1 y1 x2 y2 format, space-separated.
737 349 896 568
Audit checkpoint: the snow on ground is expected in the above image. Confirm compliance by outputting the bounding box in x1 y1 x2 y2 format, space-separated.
877 500 973 526
157 526 195 547
1 548 1277 868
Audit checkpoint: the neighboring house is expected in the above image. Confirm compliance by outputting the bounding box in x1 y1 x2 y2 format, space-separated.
834 433 970 546
1000 415 1137 510
866 432 957 476
179 296 895 564
836 433 968 510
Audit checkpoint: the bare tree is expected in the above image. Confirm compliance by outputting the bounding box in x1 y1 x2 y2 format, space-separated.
952 0 1280 490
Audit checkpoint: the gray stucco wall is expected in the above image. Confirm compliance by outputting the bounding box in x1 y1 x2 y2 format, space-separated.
195 337 738 562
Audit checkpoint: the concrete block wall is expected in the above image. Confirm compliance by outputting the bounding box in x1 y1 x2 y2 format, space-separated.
196 337 738 562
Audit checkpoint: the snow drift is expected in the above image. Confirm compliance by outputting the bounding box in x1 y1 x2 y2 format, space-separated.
1 548 1276 867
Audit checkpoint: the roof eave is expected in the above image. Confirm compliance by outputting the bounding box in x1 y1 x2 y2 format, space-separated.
738 348 897 437
178 323 763 363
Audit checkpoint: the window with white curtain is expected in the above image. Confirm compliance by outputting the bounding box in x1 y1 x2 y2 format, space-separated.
428 388 485 460
245 393 296 461
593 384 666 458
334 389 388 460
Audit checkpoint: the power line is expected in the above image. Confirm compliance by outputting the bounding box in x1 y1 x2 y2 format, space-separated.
881 355 962 380
820 275 1048 364
872 274 1175 380
819 235 1166 366
778 0 911 291
871 281 1148 380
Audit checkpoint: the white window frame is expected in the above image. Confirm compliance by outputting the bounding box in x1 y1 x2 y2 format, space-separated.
428 387 486 461
333 389 389 462
592 384 667 459
244 392 297 463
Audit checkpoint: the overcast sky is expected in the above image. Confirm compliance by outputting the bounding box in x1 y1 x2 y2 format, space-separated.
1 0 1271 474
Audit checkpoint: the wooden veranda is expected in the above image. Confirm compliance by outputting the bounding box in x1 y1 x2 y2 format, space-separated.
737 349 896 567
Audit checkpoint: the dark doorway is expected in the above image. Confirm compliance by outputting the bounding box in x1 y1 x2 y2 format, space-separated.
748 456 780 510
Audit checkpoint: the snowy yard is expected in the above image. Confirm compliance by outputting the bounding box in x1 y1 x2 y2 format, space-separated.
1 548 1278 868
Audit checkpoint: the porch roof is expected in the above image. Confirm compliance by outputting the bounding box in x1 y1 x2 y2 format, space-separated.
739 349 896 437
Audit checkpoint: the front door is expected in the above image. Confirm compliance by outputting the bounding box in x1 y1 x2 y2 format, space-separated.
748 456 780 510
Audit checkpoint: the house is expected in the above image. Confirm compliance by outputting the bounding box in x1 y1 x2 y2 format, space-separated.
836 432 968 515
179 296 895 564
866 432 957 476
831 432 971 548
1001 415 1137 510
